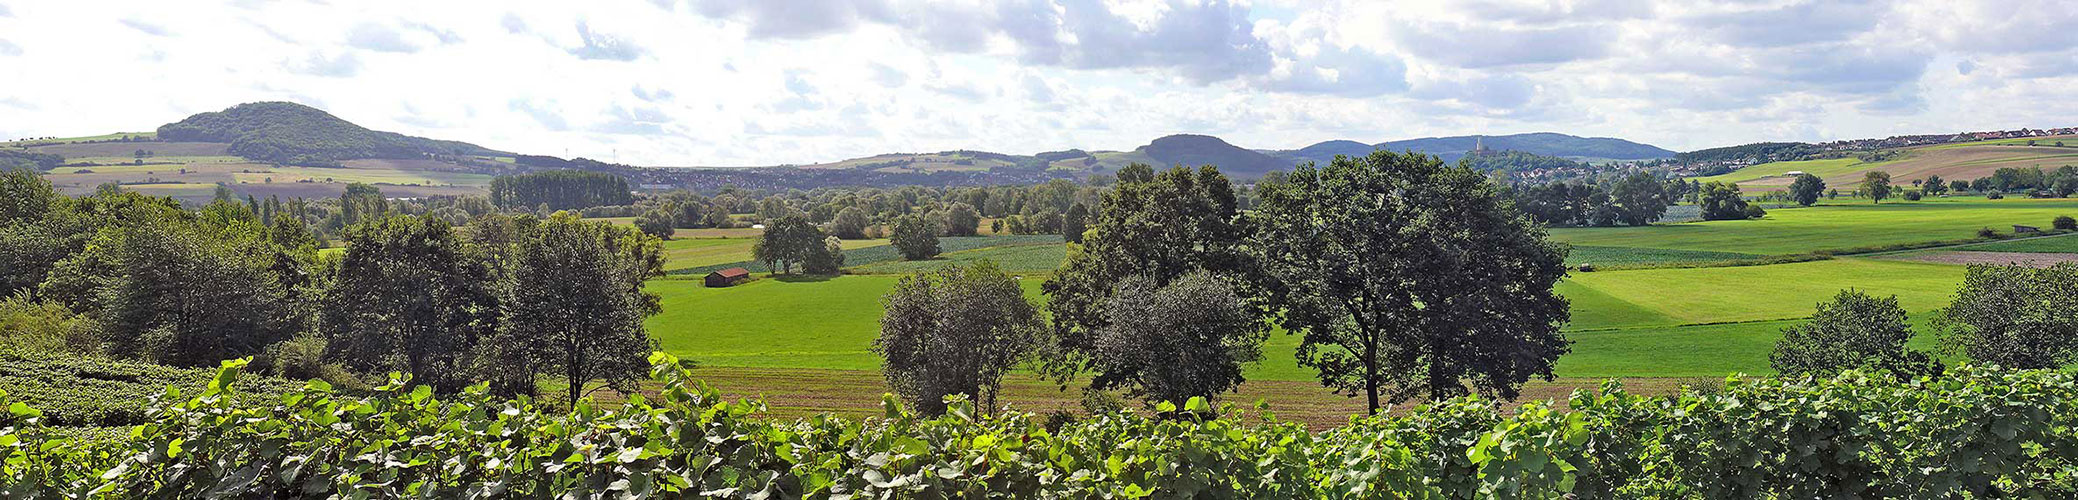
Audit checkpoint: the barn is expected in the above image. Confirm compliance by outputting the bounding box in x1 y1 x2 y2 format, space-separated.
705 268 751 288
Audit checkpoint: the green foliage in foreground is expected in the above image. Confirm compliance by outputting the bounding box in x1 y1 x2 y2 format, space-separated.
7 355 2078 498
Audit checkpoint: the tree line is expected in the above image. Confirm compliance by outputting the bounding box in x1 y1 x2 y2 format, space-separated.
0 170 662 405
875 152 1573 417
488 170 635 211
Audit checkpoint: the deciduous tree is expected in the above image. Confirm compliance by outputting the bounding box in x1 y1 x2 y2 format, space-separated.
890 214 940 260
1861 171 1893 204
874 261 1042 416
323 215 499 393
1936 263 2078 369
1092 271 1264 407
1788 173 1826 207
502 213 663 404
1249 150 1571 414
1771 289 1937 378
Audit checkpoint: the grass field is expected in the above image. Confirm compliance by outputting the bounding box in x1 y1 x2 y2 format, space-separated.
646 257 1966 383
1549 197 2078 256
849 242 1067 274
1693 157 1874 185
1564 245 1761 268
1960 232 2078 253
655 237 892 272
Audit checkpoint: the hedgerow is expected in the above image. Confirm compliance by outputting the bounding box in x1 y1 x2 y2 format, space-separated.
5 353 2078 498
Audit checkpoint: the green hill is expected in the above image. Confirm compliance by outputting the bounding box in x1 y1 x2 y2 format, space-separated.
156 102 507 165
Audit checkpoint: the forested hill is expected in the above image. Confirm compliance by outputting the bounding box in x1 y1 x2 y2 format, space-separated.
1380 133 1676 162
156 102 508 165
1130 134 1292 178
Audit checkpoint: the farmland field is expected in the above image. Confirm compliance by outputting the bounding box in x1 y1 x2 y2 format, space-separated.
1548 197 2078 256
1697 138 2078 191
1956 232 2078 253
648 257 1965 381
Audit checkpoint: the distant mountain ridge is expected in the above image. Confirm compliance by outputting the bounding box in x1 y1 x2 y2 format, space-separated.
157 102 507 165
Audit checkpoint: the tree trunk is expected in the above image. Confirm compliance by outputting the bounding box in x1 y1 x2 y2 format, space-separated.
1364 336 1380 415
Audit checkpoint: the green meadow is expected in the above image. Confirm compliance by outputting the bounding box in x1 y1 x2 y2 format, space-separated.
1692 157 1875 185
1548 197 2078 256
1959 232 2078 253
646 257 1969 381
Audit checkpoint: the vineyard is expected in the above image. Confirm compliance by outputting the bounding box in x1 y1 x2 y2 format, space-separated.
5 354 2076 498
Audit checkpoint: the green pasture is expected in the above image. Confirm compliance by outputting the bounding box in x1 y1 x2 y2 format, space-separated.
849 242 1067 275
656 237 892 273
1549 197 2078 256
645 257 1969 381
1692 157 1879 185
1960 232 2078 253
1564 245 1760 268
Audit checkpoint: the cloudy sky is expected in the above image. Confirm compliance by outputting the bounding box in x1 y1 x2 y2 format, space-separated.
0 0 2073 165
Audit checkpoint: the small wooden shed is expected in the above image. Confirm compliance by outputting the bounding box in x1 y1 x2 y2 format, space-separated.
2015 225 2042 234
705 268 751 288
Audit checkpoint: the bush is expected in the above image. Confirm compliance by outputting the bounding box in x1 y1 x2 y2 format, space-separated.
8 357 2078 497
1903 190 1923 201
2056 215 2077 231
1742 203 1767 219
1977 227 1999 239
1988 191 2006 200
0 292 98 354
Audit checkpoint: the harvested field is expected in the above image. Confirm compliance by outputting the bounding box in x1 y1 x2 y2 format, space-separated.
1891 250 2078 268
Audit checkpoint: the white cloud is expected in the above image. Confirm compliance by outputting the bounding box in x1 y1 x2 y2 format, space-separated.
0 0 2070 164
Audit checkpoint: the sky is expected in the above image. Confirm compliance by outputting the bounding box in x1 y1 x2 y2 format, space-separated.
0 0 2074 166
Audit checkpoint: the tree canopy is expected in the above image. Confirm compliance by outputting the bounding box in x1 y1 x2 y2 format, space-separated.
1249 150 1571 413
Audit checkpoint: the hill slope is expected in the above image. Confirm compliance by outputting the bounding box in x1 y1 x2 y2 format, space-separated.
1282 140 1379 165
1381 132 1675 162
157 102 507 165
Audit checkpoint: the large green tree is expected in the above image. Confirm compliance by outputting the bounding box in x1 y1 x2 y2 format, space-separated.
1861 171 1894 204
943 203 981 237
1249 150 1571 414
1921 174 1947 196
1698 181 1752 220
752 215 827 274
1936 263 2078 369
502 213 664 405
323 215 500 393
1787 173 1826 207
890 214 941 261
1609 171 1670 226
829 207 870 239
75 213 295 366
1040 164 1255 382
874 261 1042 416
1091 271 1264 406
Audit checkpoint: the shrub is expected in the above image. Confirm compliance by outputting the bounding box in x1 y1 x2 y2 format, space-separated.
1987 191 2006 199
1742 203 1767 219
1977 227 1999 239
7 357 2078 497
0 292 98 354
2055 215 2077 231
1903 190 1923 201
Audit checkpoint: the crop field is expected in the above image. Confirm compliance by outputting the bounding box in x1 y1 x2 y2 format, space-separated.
1 131 156 147
672 235 1065 276
24 141 228 157
1697 138 2078 190
1548 197 2078 256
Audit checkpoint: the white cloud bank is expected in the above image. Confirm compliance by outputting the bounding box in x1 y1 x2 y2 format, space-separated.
0 0 2072 165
